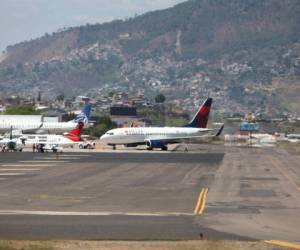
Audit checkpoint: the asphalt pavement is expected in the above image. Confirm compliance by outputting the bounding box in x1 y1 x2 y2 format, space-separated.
0 145 299 242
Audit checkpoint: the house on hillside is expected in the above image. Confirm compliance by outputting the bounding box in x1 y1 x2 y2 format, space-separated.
110 106 145 127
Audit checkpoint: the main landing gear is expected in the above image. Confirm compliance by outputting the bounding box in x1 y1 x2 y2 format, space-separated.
147 146 168 151
146 144 168 151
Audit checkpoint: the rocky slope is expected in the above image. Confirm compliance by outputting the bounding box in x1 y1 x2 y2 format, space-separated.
1 0 300 114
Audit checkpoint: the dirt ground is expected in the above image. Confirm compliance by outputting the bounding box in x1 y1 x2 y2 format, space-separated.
0 240 287 250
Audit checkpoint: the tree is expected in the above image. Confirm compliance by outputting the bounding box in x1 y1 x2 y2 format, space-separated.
5 105 40 115
86 116 117 137
155 93 166 103
56 94 65 102
61 112 76 122
154 94 166 126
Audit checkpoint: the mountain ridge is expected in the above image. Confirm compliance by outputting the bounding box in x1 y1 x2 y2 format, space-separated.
1 0 300 114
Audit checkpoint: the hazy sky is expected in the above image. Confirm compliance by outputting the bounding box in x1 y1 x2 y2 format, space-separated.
0 0 185 52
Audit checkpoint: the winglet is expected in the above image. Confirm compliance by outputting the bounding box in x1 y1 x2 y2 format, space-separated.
215 124 224 137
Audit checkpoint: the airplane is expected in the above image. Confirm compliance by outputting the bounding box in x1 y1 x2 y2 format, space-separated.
0 127 26 152
0 103 92 135
37 103 92 134
100 98 224 151
249 133 277 145
23 122 84 153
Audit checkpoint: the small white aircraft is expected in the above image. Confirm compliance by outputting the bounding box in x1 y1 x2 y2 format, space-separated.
100 98 224 151
23 122 84 152
0 127 26 152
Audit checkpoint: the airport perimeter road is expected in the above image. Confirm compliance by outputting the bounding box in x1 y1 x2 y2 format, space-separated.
199 146 300 243
0 147 299 242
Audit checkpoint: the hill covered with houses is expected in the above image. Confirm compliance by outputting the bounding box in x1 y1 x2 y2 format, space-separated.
0 0 300 115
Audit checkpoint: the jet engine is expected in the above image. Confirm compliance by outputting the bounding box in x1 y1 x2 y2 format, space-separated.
146 140 168 151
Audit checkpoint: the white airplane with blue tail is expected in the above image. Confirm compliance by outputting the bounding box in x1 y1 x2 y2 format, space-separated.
0 103 92 135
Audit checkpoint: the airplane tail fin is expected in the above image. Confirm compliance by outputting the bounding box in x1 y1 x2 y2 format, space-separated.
185 98 213 128
64 122 84 142
70 103 92 124
10 126 13 140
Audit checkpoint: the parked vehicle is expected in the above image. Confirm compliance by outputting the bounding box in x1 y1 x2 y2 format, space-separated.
79 141 95 149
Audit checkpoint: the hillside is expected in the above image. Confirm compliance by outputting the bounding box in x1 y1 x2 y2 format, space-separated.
1 0 300 114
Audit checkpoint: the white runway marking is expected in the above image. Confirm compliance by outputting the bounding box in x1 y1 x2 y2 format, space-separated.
60 154 91 157
0 210 194 216
34 155 90 158
0 169 40 171
34 157 80 160
1 164 55 167
0 173 25 176
19 161 68 163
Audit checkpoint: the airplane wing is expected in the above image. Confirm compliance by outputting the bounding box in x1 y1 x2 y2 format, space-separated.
144 125 224 144
0 138 9 144
21 123 43 134
43 144 63 152
145 129 211 143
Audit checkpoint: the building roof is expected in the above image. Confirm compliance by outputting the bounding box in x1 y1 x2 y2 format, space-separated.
0 115 42 122
110 106 137 116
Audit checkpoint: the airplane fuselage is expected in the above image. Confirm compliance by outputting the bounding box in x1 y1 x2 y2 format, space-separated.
23 134 78 146
36 122 79 134
0 121 79 134
0 138 24 151
100 127 210 146
0 121 41 134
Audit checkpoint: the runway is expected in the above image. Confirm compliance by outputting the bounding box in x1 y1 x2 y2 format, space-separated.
0 146 299 242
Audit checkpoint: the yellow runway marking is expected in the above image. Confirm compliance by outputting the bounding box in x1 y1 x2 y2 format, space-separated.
270 158 300 192
194 189 205 214
194 187 208 215
265 240 300 250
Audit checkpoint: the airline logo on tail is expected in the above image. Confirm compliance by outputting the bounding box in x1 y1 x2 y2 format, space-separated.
185 98 212 128
74 104 92 123
64 122 84 142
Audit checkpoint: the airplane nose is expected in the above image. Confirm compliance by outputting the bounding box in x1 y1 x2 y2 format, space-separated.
99 134 108 143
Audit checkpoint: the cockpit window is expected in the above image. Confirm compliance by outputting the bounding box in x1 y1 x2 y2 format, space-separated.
107 132 114 135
